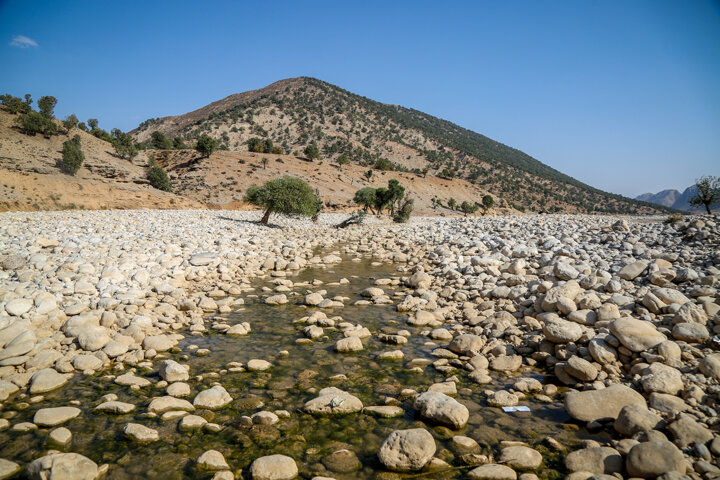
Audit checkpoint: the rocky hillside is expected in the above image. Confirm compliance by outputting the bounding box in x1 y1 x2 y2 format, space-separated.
134 77 671 215
0 108 202 211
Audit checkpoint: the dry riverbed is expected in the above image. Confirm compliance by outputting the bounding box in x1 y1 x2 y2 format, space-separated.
0 210 718 480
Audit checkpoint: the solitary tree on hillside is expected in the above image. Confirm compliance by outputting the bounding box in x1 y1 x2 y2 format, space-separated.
151 131 172 149
195 134 217 158
261 158 268 169
304 141 320 160
244 176 321 225
87 118 99 130
37 96 57 118
63 114 79 130
448 198 457 210
460 201 479 216
689 175 720 215
364 169 373 181
60 135 84 175
111 128 138 161
482 194 495 214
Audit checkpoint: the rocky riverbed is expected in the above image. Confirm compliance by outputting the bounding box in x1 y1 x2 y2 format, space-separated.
0 210 718 480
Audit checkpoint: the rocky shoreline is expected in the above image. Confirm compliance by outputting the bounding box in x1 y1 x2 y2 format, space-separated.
0 210 718 480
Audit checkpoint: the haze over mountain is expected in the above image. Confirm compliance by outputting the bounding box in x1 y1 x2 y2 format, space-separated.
636 185 705 212
133 77 669 215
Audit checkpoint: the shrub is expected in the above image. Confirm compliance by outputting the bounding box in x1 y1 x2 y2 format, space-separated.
482 194 494 213
62 114 79 130
195 134 217 157
664 214 682 224
689 175 720 215
393 198 414 223
244 176 320 225
60 135 84 175
304 141 320 160
336 153 349 165
16 111 57 136
460 201 479 216
173 137 188 149
0 93 32 114
151 131 172 149
147 165 172 191
374 157 395 171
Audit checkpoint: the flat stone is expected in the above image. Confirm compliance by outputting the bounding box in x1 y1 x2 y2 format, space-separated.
94 401 136 414
147 396 194 414
158 360 189 382
609 317 666 352
247 359 272 371
115 372 150 387
467 464 518 480
27 452 98 480
564 384 646 422
335 336 363 352
48 427 72 446
304 387 363 415
123 423 159 443
499 446 542 469
29 368 69 394
33 406 81 427
364 405 404 418
179 415 207 430
0 459 21 480
565 447 622 474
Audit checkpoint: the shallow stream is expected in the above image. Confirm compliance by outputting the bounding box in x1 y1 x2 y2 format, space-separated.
0 254 605 479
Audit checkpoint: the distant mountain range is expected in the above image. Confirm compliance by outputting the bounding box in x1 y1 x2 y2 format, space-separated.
635 186 701 212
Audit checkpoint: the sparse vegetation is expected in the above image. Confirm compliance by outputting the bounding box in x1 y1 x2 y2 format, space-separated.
482 194 494 214
244 176 321 225
60 135 84 175
664 214 683 224
62 114 79 130
353 187 377 213
689 175 720 214
460 201 479 216
393 197 414 223
151 131 173 149
304 140 320 160
16 111 57 136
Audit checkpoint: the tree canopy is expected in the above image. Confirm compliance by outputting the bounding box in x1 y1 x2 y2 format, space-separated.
60 135 84 175
244 176 321 225
689 175 720 215
195 134 217 157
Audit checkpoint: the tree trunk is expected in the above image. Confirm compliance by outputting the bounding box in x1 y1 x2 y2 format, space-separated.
260 208 272 225
706 203 712 215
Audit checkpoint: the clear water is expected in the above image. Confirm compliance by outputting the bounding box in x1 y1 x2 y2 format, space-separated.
0 255 605 479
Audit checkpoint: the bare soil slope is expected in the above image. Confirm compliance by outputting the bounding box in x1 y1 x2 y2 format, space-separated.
0 109 202 211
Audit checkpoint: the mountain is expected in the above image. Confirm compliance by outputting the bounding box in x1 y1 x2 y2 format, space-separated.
636 186 702 212
133 77 671 215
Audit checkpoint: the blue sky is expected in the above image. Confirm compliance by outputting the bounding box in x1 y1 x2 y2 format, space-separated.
2 0 719 197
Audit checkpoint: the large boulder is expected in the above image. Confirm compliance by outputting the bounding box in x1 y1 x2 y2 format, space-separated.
542 317 583 343
27 453 99 480
699 353 720 380
33 407 81 427
609 317 666 352
377 428 436 472
564 384 646 422
626 441 685 478
158 359 189 382
414 391 469 429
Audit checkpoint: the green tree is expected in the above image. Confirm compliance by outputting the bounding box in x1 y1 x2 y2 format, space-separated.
353 187 377 213
60 135 84 175
482 194 494 213
151 131 172 149
373 187 394 214
111 128 138 161
16 111 57 136
173 137 188 149
195 134 218 157
261 157 268 169
374 157 394 171
87 118 99 130
244 176 321 225
77 122 88 132
336 153 349 165
63 114 79 130
0 94 31 114
460 201 479 216
387 179 405 215
689 175 720 215
448 197 457 210
147 165 172 192
37 96 57 118
304 140 320 160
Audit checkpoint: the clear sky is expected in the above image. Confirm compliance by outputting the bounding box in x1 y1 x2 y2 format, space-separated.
2 0 719 197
